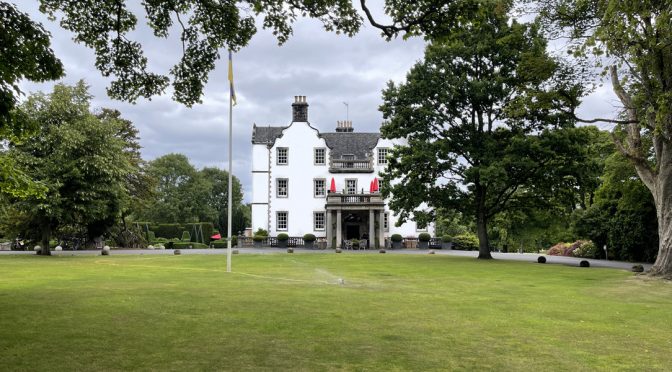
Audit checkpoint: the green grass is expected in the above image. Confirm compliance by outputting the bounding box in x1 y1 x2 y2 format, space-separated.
1 254 671 371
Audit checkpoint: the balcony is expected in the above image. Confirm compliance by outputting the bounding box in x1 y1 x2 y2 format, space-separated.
329 159 373 173
325 192 385 210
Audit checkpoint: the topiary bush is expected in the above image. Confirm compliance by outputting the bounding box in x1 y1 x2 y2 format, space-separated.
254 228 269 237
277 233 289 241
418 233 431 242
453 233 479 251
391 234 403 242
303 233 316 242
153 224 183 239
442 235 453 242
252 235 264 242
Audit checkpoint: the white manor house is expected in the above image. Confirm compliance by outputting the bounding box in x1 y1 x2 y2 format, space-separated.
251 96 435 248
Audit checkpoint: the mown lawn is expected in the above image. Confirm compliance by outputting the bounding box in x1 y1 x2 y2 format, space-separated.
0 253 671 371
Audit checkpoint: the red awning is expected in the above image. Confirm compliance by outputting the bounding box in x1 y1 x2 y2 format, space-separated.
330 177 336 193
211 234 221 240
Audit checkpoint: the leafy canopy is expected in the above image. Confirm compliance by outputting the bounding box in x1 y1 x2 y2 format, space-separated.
379 3 585 256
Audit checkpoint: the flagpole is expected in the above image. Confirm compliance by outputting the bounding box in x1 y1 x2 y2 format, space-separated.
226 52 234 273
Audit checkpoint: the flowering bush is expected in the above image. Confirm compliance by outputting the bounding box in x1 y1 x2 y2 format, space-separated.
547 243 567 255
547 240 596 257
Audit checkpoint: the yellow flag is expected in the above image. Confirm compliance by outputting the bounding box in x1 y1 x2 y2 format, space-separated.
228 50 237 106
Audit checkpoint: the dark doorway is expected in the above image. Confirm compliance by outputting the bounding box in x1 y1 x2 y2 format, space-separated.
346 225 359 240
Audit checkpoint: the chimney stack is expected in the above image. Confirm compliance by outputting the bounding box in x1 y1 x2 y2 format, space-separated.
291 95 308 122
336 120 354 132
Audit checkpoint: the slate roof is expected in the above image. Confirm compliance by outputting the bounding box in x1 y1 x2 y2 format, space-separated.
251 124 381 160
252 125 286 145
321 132 380 159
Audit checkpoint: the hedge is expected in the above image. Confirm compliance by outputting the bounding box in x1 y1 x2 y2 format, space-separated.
172 242 208 249
138 222 215 243
212 237 238 248
418 233 431 242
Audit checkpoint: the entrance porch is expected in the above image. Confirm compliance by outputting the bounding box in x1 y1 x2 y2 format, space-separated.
325 193 385 249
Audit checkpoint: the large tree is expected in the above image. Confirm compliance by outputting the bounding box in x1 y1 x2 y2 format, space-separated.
379 3 584 259
5 81 138 255
142 153 215 223
200 167 244 236
534 0 672 277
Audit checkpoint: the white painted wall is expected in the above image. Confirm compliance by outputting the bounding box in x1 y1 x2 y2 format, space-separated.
251 121 434 238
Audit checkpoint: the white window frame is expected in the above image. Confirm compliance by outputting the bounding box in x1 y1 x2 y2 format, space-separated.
378 148 389 165
277 211 288 231
314 148 326 165
314 178 326 198
345 179 357 194
314 211 325 231
277 147 288 165
277 178 288 198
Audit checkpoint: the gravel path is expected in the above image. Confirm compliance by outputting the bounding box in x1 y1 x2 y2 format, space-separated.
1 247 651 271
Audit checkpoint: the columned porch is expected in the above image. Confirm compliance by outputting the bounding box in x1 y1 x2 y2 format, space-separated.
325 193 385 249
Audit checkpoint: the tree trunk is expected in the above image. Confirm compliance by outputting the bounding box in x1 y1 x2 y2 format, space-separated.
38 223 51 256
476 186 492 259
649 145 672 278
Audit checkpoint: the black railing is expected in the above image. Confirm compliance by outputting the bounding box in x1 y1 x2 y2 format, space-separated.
236 236 327 248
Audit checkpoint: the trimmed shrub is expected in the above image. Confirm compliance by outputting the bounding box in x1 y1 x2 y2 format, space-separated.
537 256 547 264
303 233 316 242
418 233 431 242
441 235 453 243
252 235 264 242
277 233 289 241
153 224 183 239
254 228 269 237
453 233 479 251
181 231 191 242
172 242 208 249
391 234 403 242
211 238 238 248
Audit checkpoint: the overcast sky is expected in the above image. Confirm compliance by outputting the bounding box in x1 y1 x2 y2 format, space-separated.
15 1 621 203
